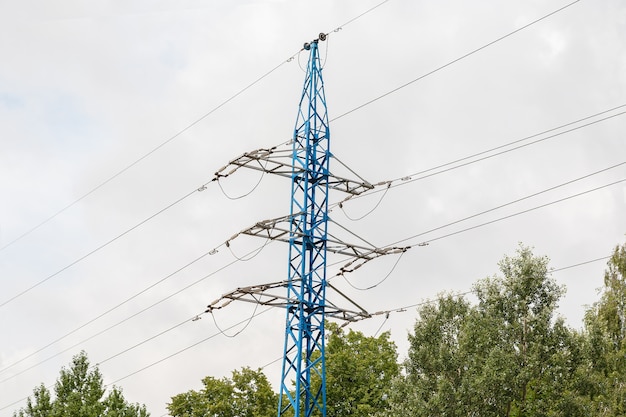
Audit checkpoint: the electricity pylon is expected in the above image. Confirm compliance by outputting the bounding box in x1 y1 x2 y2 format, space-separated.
278 35 330 417
206 33 408 417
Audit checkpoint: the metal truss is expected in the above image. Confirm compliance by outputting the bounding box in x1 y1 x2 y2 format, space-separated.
206 279 370 323
212 143 374 196
204 34 406 417
225 214 408 262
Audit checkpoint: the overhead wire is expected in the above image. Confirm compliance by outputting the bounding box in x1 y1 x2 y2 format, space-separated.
0 246 215 376
345 253 616 326
391 178 626 249
258 252 613 369
0 307 271 413
325 164 624 292
211 163 623 298
330 0 583 122
0 58 298 256
95 311 207 368
0 0 400 316
390 105 626 186
333 106 626 209
0 0 393 257
0 177 217 310
385 162 625 247
340 251 406 291
0 243 270 385
209 301 261 338
216 161 268 200
226 238 272 261
106 307 273 386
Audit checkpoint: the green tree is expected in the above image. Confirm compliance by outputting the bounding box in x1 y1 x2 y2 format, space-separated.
388 245 582 417
169 323 399 417
167 367 277 417
13 351 149 417
323 321 399 417
577 242 626 414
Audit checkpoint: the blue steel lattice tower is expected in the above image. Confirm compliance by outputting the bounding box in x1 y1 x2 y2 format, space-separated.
279 36 330 417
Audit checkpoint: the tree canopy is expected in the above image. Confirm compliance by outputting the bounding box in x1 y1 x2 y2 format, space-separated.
14 351 149 417
168 323 399 417
384 243 626 416
167 367 277 417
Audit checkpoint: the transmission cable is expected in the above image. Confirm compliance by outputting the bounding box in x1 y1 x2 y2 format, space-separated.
331 0 582 122
0 245 217 376
8 15 610 315
0 177 218 310
0 307 271 413
0 0 392 256
0 60 298 256
0 243 270 384
388 162 624 246
391 178 625 249
106 307 273 385
334 106 626 209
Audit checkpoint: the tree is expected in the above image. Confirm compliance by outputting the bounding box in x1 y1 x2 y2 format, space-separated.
13 351 149 417
167 367 277 417
323 321 399 417
388 245 582 417
398 294 471 417
577 242 626 414
169 323 399 417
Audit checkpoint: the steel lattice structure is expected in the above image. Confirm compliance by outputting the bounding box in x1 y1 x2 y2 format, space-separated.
205 33 409 417
278 36 330 417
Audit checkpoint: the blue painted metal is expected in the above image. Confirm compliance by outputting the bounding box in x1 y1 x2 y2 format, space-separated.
278 39 330 417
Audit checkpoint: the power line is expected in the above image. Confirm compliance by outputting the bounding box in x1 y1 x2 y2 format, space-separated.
345 252 613 323
0 62 296 255
333 106 626 210
380 162 624 246
0 0 393 256
384 106 626 188
393 178 625 248
110 254 615 385
0 0 402 312
0 243 270 384
106 308 273 386
0 247 214 376
552 256 610 272
331 0 582 121
0 182 207 310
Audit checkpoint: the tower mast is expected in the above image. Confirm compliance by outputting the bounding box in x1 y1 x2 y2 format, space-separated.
279 34 330 417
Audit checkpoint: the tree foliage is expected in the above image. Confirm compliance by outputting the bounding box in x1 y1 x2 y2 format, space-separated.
167 367 277 417
323 322 399 417
386 245 585 416
577 242 626 414
13 351 149 417
169 323 399 417
385 243 626 416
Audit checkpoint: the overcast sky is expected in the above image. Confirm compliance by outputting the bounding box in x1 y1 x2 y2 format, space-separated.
1 0 625 416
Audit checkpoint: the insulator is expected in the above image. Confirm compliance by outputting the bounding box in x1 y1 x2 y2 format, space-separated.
319 32 327 41
303 42 311 50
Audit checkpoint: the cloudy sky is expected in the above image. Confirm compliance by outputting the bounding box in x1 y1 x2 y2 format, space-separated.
1 0 625 415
